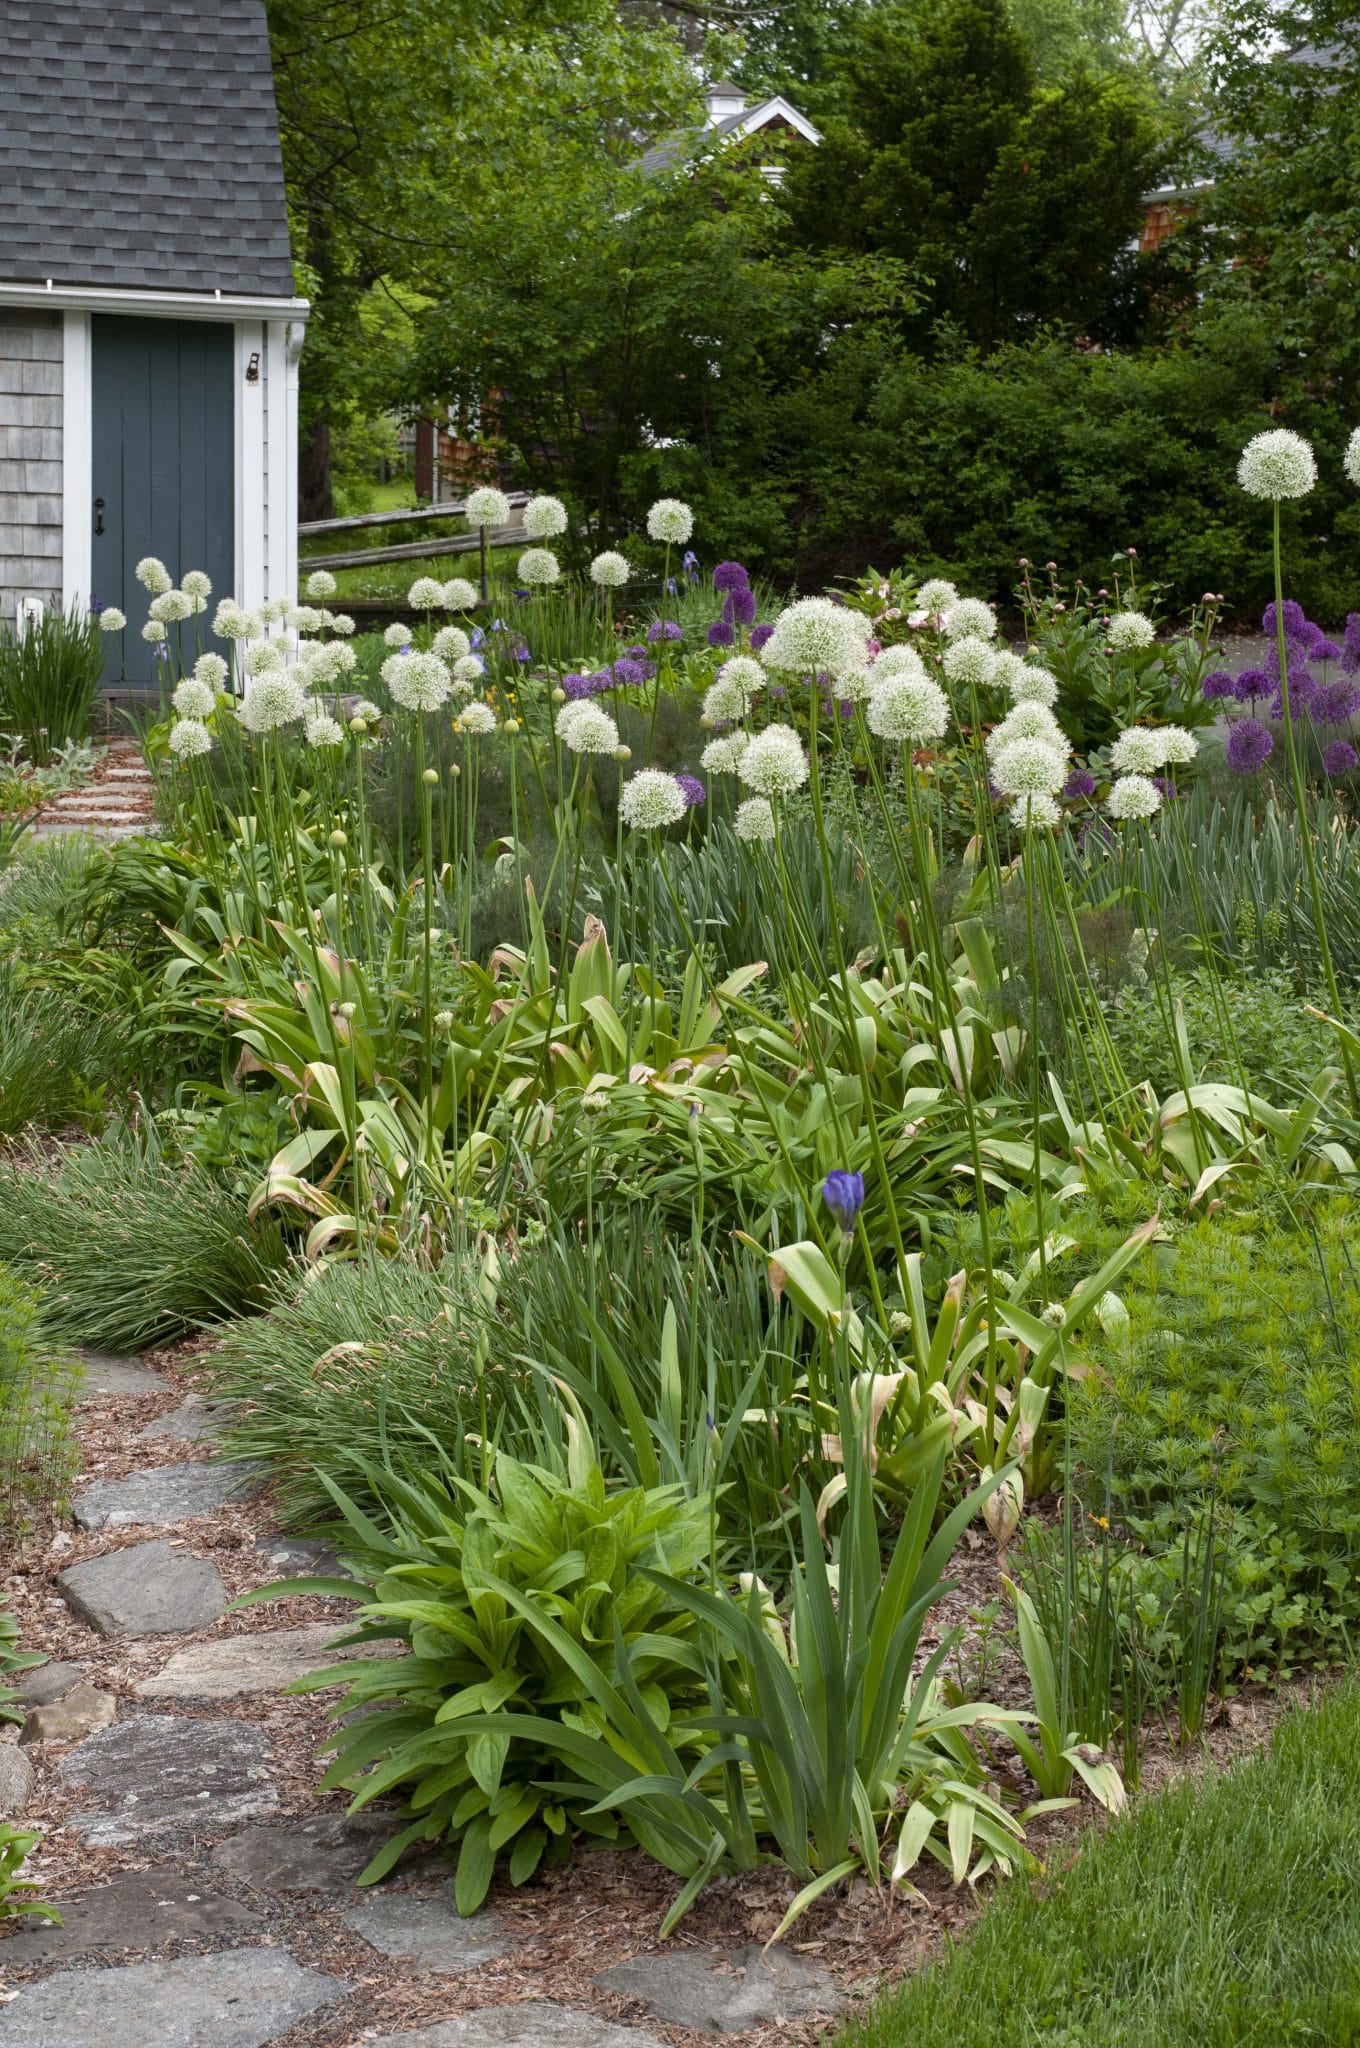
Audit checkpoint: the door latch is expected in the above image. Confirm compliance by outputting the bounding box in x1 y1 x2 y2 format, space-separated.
93 496 105 536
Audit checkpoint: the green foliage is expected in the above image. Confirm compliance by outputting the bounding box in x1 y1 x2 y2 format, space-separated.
0 1826 60 1925
1072 1200 1360 1677
833 1682 1360 2048
0 1267 78 1539
0 1128 289 1351
0 612 106 765
1107 965 1341 1100
0 961 123 1137
1 1592 46 1724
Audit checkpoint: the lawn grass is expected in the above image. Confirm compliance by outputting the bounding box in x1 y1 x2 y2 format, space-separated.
836 1684 1360 2048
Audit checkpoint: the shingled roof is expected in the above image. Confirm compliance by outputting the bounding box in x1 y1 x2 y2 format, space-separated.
0 0 295 297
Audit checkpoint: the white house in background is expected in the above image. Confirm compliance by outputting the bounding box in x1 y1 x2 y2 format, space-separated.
639 79 823 185
0 0 307 682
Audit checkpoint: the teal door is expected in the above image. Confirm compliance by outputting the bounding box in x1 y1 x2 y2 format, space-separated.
91 316 235 684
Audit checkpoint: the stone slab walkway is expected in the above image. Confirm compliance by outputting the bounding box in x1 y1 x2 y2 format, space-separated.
27 739 157 844
0 1344 862 2047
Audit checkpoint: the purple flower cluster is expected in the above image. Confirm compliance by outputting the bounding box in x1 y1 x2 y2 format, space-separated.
1217 598 1360 770
675 774 706 808
1227 718 1273 774
707 620 735 648
749 623 774 652
647 619 683 644
610 655 653 690
1324 740 1359 778
1063 767 1097 800
1343 614 1360 676
712 561 749 593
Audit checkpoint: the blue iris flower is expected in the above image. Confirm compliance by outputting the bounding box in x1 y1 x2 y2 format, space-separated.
822 1170 865 1234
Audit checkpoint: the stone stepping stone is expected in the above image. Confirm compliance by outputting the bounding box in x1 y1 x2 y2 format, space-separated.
209 1810 398 1892
75 1352 162 1398
345 1883 509 1971
597 1944 845 2032
58 1538 226 1637
15 1660 84 1706
73 1460 267 1531
251 1534 347 1579
5 1869 263 1967
0 1949 350 2047
19 1682 117 1748
368 2009 667 2048
137 1622 380 1701
58 1713 278 1846
0 1743 34 1815
136 1398 232 1444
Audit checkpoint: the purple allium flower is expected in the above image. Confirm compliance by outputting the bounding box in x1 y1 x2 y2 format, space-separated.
562 671 599 700
1262 599 1307 641
611 657 648 690
1311 637 1343 663
723 586 757 627
647 619 683 644
822 1169 865 1233
1323 740 1359 777
769 683 787 699
712 561 750 592
749 623 774 652
1226 718 1273 773
1342 645 1360 677
1152 776 1186 800
675 773 706 808
1202 670 1236 701
514 646 531 664
1232 667 1269 701
624 643 648 660
707 620 735 648
1312 678 1360 724
1064 767 1097 799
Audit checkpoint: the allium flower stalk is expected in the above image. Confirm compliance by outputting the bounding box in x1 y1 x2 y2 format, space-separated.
942 598 997 642
168 717 212 759
701 732 750 774
942 634 996 688
171 676 216 719
516 547 559 587
866 672 950 745
442 577 479 611
465 486 511 529
305 569 337 600
383 650 453 712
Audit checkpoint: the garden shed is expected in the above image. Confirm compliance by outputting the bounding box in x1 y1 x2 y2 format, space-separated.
0 0 307 679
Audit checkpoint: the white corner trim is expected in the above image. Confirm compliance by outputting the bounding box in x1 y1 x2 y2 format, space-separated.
235 321 266 611
0 280 309 325
61 310 92 612
736 97 823 147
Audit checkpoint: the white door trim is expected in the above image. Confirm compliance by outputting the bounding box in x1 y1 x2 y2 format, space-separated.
61 310 92 612
235 319 266 612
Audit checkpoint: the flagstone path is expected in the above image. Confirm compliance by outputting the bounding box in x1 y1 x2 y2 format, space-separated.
0 1348 853 2047
28 739 156 843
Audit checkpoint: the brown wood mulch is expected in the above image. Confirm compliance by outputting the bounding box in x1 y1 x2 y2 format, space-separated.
0 1335 1311 2047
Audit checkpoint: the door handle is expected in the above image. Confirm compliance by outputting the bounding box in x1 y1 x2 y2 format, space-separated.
93 496 105 536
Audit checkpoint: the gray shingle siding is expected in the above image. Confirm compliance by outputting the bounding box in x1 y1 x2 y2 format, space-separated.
0 312 62 620
0 1 295 297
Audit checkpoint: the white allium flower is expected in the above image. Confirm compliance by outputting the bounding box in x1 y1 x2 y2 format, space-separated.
408 576 445 608
871 644 927 683
457 700 497 734
150 590 193 623
305 714 345 749
168 717 213 760
193 652 228 689
523 494 568 540
353 699 382 722
517 547 560 587
305 569 337 599
991 736 1067 799
465 485 511 528
135 556 172 595
181 570 212 599
239 674 306 732
987 701 1068 758
1108 610 1156 652
330 642 357 675
1107 773 1162 821
171 677 216 718
704 676 749 722
434 626 471 663
441 578 478 610
590 550 629 588
943 598 997 642
915 577 958 613
452 654 485 688
1345 426 1360 491
1008 792 1061 830
705 655 764 720
646 497 694 545
734 795 777 843
1010 664 1059 707
701 732 751 774
98 607 126 632
1238 427 1317 500
260 597 287 625
245 639 284 676
383 650 452 712
330 612 356 636
1110 726 1165 775
942 634 996 688
213 600 251 639
141 620 167 643
288 604 324 634
866 673 950 745
384 622 412 650
987 650 1029 692
738 723 809 798
760 596 870 681
619 768 686 830
1157 723 1199 766
837 663 876 705
556 701 620 755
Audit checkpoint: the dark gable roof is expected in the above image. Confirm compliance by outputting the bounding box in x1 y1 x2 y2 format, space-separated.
0 0 295 297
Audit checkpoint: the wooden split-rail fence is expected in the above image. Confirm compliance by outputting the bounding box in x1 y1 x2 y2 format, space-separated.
298 492 531 573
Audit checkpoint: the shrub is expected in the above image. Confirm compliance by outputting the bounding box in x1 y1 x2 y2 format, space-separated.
1072 1200 1360 1676
0 1267 77 1537
0 610 105 765
0 1128 289 1351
